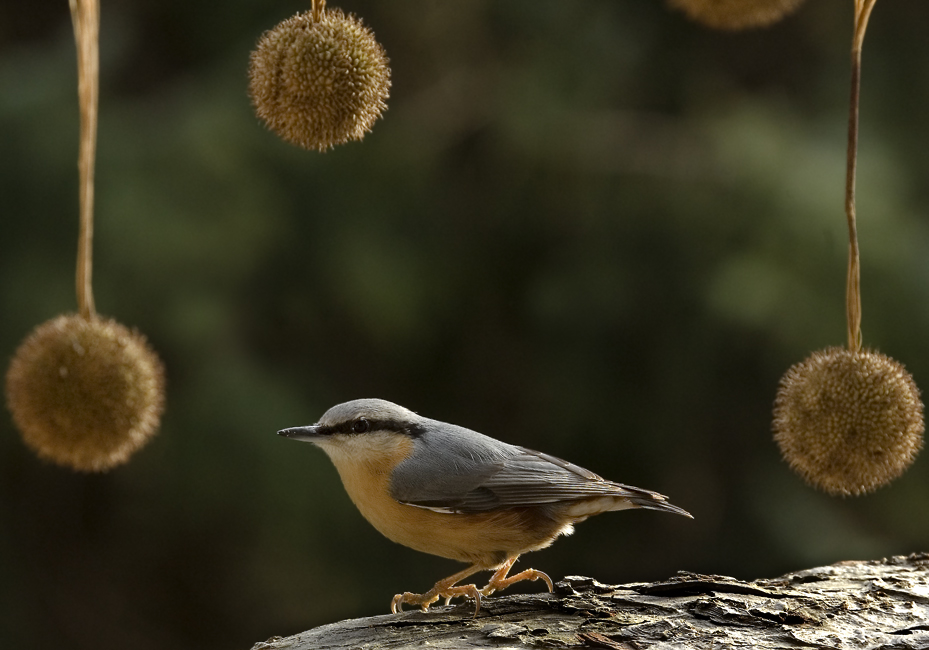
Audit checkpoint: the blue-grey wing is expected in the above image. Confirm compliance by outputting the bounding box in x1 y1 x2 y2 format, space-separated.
387 421 513 511
388 421 666 513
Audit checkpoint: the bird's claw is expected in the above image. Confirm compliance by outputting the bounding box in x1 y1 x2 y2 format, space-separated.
481 566 553 597
391 584 482 616
389 559 552 618
390 591 437 614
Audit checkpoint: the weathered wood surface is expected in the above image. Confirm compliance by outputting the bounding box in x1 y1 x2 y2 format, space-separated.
252 553 929 649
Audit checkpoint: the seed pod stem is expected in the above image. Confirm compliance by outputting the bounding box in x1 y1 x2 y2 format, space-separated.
312 0 326 23
69 0 98 319
844 0 877 353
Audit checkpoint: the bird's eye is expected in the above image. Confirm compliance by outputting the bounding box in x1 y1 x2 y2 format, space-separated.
352 418 370 434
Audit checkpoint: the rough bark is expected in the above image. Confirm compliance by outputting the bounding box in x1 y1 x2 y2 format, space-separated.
252 553 929 649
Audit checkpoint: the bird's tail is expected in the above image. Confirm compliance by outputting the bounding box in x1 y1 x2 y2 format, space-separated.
562 487 692 521
612 485 693 519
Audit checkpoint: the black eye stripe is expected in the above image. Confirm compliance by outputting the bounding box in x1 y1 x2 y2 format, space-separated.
315 418 426 437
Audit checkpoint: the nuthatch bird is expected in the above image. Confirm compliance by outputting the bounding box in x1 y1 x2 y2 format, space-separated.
278 398 691 615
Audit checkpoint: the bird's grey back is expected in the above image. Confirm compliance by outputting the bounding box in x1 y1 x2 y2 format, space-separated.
388 418 516 510
388 416 679 514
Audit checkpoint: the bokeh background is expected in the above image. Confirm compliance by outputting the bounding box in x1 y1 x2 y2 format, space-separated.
2 0 929 648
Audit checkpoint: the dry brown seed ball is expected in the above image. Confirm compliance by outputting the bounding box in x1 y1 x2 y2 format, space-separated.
5 313 165 472
773 347 924 496
668 0 806 31
248 8 391 151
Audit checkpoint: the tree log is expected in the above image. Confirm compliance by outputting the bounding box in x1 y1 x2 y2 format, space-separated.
252 553 929 649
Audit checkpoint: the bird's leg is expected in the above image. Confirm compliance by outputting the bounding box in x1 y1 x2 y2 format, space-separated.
390 564 484 615
479 556 554 597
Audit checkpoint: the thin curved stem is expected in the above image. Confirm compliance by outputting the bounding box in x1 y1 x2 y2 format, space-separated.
312 0 326 22
69 0 99 319
844 0 878 352
845 40 861 351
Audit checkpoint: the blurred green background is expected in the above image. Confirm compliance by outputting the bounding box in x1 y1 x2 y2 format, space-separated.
2 0 928 648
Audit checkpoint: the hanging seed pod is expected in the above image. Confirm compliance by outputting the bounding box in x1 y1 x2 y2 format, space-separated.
248 5 391 151
773 347 924 496
667 0 806 31
6 314 165 472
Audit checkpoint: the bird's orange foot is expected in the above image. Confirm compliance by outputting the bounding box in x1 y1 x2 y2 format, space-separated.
390 590 437 613
390 563 487 616
391 583 482 615
479 557 554 597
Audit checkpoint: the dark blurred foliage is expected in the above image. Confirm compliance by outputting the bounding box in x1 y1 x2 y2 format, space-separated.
2 0 929 648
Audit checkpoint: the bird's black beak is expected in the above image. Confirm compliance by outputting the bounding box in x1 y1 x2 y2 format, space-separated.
277 426 321 441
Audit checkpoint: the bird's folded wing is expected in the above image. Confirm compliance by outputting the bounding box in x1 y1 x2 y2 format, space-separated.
388 423 666 513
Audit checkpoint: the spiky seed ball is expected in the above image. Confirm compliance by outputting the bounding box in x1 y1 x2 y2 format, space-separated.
5 314 165 472
667 0 806 31
773 347 924 496
248 8 391 151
